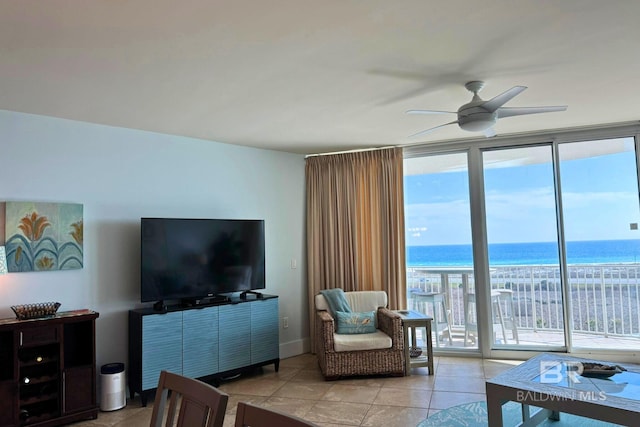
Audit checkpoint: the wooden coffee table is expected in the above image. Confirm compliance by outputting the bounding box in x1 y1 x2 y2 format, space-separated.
486 353 640 426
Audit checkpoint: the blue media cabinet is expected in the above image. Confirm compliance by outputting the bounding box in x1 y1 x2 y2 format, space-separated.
128 295 279 405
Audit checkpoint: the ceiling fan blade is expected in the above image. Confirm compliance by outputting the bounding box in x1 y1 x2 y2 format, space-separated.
496 105 567 119
406 109 457 115
408 120 458 138
482 86 527 112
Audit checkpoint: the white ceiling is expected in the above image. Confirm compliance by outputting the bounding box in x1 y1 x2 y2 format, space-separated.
1 1 639 155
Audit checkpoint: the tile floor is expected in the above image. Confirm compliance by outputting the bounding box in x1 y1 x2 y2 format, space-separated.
74 354 522 427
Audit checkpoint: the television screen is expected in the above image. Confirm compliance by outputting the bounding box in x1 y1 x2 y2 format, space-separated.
141 218 265 303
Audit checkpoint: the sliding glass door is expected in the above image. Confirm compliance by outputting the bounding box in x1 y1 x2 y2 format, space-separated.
558 137 640 350
482 146 566 349
404 153 478 350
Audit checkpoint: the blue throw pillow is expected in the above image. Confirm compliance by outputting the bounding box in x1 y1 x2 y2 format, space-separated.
335 311 377 334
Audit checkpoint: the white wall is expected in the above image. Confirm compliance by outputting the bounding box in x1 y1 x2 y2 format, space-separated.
0 110 309 369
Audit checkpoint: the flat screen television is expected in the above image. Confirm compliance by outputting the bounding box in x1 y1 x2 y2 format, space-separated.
141 218 265 303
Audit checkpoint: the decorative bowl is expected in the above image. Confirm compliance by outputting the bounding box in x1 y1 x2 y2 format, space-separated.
11 302 61 320
580 362 625 378
409 346 422 358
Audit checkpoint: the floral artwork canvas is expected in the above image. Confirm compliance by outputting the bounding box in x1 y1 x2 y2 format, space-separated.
0 202 83 272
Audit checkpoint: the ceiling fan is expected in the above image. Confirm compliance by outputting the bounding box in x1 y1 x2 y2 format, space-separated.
407 81 567 138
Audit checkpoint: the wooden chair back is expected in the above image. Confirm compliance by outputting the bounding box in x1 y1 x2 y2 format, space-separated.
234 401 317 427
150 370 229 427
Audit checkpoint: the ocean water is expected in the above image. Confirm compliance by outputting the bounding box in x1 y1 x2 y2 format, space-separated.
407 239 640 267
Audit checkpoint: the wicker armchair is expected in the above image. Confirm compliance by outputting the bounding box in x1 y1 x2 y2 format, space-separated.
315 291 405 379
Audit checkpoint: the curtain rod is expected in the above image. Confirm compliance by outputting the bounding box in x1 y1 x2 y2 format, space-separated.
304 145 397 158
305 121 640 158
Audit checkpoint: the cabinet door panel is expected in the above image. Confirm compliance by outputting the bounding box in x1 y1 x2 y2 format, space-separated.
183 307 219 378
142 312 182 390
218 304 251 372
0 380 15 426
63 366 94 413
251 299 279 363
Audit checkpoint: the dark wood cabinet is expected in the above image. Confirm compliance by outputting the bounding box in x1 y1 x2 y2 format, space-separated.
0 310 98 427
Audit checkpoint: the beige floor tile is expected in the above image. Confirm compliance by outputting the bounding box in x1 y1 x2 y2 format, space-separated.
329 376 389 388
110 408 153 427
257 365 303 381
409 366 435 376
304 401 371 425
434 374 487 393
438 356 484 366
72 418 114 427
428 391 485 410
373 387 431 408
75 405 150 426
437 361 485 377
73 422 108 427
380 373 436 390
273 381 334 400
322 384 382 404
261 396 318 418
289 367 327 383
222 416 236 427
484 366 510 379
279 353 319 369
483 359 523 379
427 408 442 417
217 377 287 396
361 405 429 427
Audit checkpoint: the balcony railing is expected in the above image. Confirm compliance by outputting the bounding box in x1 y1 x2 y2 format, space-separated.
407 264 640 343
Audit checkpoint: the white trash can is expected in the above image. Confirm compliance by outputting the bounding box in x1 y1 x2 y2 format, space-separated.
100 363 126 411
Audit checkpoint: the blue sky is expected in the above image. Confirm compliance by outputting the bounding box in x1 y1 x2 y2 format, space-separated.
405 149 640 246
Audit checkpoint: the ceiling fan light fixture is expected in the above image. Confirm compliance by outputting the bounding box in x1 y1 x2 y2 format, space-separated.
458 112 497 132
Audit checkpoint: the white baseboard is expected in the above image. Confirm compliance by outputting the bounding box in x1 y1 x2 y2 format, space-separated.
279 337 311 359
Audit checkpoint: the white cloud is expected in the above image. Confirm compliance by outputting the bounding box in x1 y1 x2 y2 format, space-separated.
406 186 640 245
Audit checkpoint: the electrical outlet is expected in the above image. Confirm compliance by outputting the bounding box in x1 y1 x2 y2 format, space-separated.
283 317 289 329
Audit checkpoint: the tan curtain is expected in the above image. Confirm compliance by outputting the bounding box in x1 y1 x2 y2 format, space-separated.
306 147 406 352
